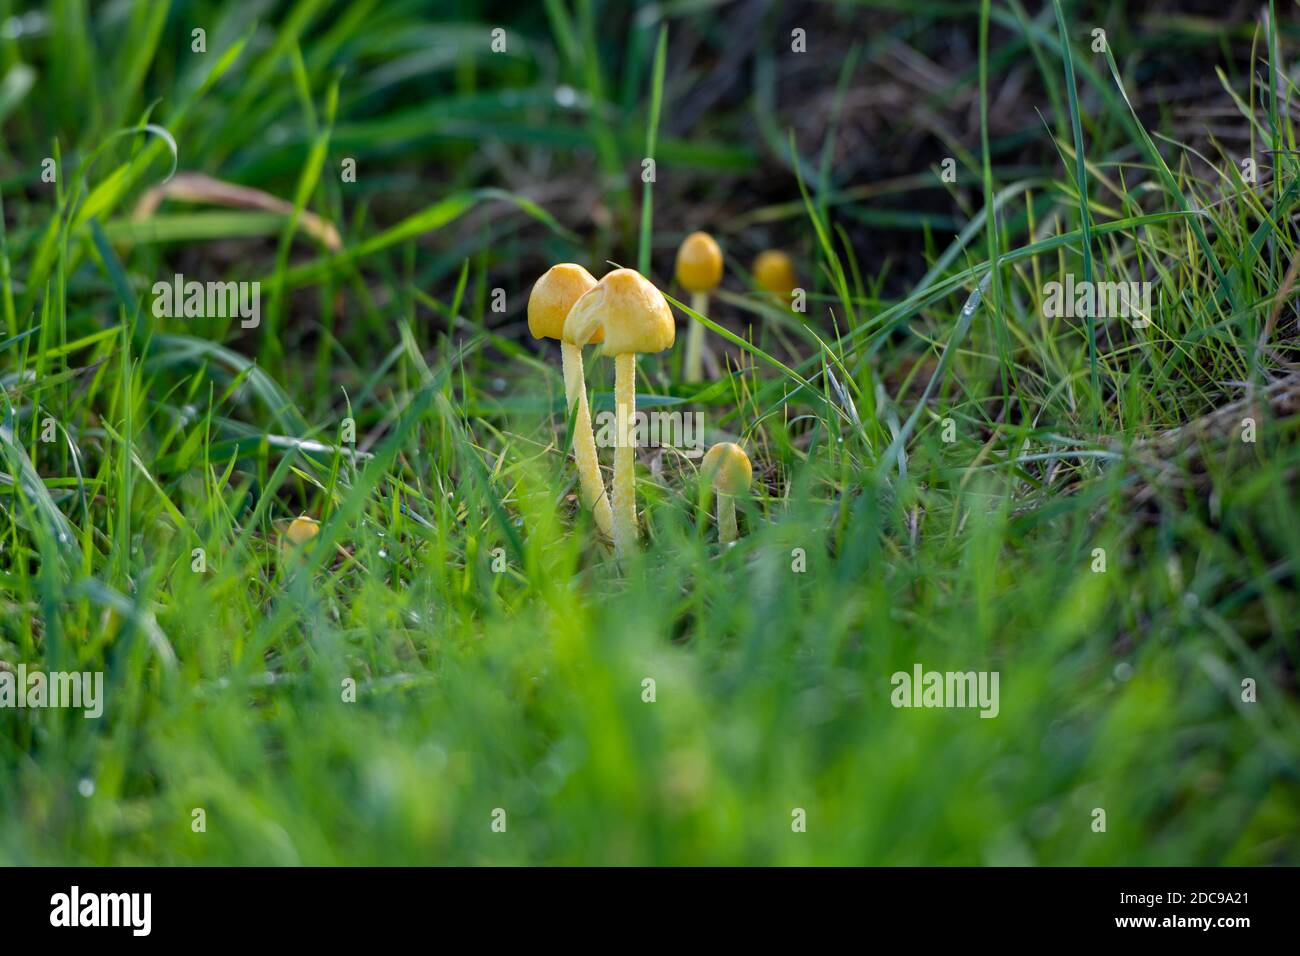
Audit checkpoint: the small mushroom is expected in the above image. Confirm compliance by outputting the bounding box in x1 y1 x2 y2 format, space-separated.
564 269 675 558
701 442 752 545
281 514 320 555
675 231 723 383
753 249 797 300
528 263 613 538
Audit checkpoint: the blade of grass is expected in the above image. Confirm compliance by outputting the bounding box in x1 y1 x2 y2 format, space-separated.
638 24 667 277
1052 0 1097 419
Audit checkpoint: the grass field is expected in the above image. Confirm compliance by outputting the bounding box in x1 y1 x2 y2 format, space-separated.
1 0 1298 865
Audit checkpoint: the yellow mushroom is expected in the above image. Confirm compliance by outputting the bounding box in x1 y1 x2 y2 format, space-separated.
281 514 320 555
564 269 675 558
675 231 723 383
753 249 797 300
528 263 613 538
701 442 752 545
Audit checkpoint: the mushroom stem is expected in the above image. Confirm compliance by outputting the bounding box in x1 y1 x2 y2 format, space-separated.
560 341 613 538
717 492 738 544
612 351 639 557
684 291 708 383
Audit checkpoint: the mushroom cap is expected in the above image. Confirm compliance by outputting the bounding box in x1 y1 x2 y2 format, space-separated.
753 250 797 297
675 231 723 294
702 442 752 495
564 268 675 357
528 263 602 344
284 514 320 547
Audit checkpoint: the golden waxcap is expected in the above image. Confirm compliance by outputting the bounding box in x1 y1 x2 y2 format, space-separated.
528 263 602 344
283 515 320 547
564 268 675 357
675 231 723 294
702 442 752 495
753 250 797 297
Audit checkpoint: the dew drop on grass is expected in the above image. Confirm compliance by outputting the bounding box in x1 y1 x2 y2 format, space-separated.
555 85 577 108
1113 662 1134 682
78 778 94 798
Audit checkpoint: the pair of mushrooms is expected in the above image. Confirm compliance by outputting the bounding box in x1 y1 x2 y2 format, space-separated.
528 265 672 558
528 264 753 554
674 233 798 384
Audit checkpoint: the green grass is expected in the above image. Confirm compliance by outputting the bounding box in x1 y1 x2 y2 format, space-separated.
1 0 1298 865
